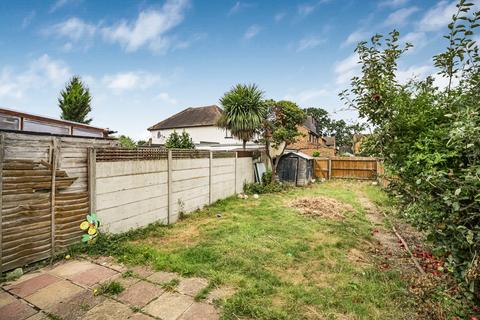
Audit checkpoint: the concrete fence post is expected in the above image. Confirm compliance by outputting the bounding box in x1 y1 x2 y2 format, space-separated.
209 151 213 204
234 152 238 194
167 150 172 224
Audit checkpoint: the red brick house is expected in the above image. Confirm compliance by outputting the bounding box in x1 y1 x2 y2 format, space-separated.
288 116 335 156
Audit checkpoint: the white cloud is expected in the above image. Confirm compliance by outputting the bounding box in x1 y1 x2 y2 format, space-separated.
396 65 432 83
378 0 409 8
296 36 324 52
49 0 81 13
21 11 36 29
385 6 419 26
156 92 177 105
334 53 359 85
341 30 370 48
298 3 317 16
45 17 96 42
102 71 163 92
0 55 70 99
102 0 189 53
285 89 328 104
243 25 261 40
228 2 254 15
274 12 286 22
417 1 457 32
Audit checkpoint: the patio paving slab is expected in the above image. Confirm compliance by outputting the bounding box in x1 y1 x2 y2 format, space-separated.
107 273 140 289
146 271 178 284
83 298 133 320
5 273 61 298
69 264 118 287
177 277 208 296
24 280 84 310
48 288 107 320
94 256 127 272
178 302 220 320
129 313 156 320
0 290 17 308
117 280 164 308
48 260 97 278
143 292 194 320
0 299 37 320
130 266 154 279
25 312 50 319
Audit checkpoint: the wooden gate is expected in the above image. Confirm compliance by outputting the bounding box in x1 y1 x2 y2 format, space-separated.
314 157 379 180
0 132 116 272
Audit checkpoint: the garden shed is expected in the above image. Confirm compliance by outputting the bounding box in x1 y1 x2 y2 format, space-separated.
277 151 314 186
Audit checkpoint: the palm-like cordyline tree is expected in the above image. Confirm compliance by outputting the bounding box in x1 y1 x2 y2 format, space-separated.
217 84 266 150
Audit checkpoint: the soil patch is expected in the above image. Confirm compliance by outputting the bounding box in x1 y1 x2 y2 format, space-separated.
288 196 354 220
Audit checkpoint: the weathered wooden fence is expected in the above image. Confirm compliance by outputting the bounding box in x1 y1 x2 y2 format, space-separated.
314 157 380 180
0 131 117 273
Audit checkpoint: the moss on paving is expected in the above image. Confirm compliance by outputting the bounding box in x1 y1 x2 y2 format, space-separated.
90 181 415 319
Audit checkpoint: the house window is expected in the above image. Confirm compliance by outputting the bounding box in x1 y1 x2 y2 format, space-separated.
0 114 20 130
225 129 233 139
23 119 70 135
157 131 162 139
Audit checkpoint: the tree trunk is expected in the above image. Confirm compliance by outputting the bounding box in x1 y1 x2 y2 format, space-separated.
243 140 247 150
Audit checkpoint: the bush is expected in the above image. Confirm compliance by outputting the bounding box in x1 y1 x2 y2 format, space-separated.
340 2 480 297
244 170 288 194
312 151 320 157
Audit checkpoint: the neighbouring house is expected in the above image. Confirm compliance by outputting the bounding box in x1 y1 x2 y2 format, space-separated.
277 151 314 186
0 107 111 138
323 136 336 150
287 115 335 156
148 105 261 150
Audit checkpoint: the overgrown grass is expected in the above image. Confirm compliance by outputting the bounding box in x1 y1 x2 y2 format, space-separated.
89 181 415 319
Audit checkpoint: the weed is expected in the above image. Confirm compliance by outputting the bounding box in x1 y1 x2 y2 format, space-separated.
97 281 124 296
161 278 180 292
122 270 134 278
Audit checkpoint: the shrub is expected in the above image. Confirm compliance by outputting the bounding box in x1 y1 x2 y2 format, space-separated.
244 170 288 194
340 1 480 297
312 151 320 157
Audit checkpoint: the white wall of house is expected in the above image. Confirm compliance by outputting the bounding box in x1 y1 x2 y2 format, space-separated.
151 126 243 145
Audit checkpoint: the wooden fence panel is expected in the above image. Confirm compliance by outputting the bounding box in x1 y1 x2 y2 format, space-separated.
0 132 116 272
314 157 379 180
314 158 329 179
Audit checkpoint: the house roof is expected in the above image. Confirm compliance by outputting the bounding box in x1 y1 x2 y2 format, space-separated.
303 115 318 135
148 105 223 131
323 136 336 147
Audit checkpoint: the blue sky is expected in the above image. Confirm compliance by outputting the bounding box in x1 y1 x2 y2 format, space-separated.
0 0 476 139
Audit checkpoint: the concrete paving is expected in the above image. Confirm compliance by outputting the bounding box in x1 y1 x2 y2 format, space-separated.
1 258 233 320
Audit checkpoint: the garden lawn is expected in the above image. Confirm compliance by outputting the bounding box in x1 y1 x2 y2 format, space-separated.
91 181 415 319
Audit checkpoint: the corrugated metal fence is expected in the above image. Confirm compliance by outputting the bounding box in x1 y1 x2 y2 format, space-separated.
314 157 381 180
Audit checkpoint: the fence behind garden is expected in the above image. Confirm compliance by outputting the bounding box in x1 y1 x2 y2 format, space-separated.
93 148 254 234
0 131 117 272
314 157 381 180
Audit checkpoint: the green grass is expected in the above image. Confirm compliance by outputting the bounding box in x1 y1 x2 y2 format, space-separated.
90 181 415 319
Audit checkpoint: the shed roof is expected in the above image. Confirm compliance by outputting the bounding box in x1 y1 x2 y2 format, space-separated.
148 105 223 131
283 151 314 160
